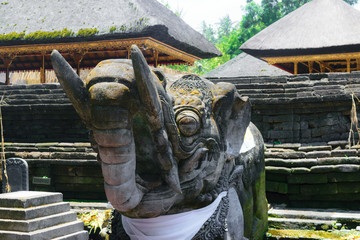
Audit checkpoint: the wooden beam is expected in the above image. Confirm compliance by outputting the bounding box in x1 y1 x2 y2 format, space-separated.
347 58 351 72
263 52 360 65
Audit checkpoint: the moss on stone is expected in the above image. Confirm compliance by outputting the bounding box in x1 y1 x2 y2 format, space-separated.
24 28 74 40
0 32 25 41
77 28 99 37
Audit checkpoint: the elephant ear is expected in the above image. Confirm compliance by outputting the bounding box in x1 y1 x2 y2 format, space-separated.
213 82 251 160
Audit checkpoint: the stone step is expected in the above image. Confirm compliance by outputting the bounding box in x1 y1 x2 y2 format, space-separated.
0 211 77 232
52 231 89 240
0 191 63 208
0 220 85 240
269 208 360 222
0 202 70 220
269 217 335 230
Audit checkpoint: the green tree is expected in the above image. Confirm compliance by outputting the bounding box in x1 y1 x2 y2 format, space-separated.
168 0 358 75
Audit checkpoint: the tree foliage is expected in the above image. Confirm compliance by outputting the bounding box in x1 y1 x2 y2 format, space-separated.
166 0 358 75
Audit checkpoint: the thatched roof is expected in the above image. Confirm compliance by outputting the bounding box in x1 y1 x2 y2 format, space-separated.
240 0 360 57
204 52 290 78
0 0 220 59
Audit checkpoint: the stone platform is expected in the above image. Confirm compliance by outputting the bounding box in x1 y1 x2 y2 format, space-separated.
0 191 88 240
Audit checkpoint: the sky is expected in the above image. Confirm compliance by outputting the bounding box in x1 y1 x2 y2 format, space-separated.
163 0 360 32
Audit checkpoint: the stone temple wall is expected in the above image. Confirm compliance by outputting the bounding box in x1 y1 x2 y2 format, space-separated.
208 72 360 144
208 72 360 208
0 84 88 142
2 74 360 205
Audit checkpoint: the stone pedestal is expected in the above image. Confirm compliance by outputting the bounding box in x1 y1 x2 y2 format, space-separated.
0 191 88 240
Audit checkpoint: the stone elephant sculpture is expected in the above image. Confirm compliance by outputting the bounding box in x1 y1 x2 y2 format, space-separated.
51 45 267 240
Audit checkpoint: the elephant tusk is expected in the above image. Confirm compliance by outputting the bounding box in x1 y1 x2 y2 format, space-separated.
50 50 91 125
131 45 181 194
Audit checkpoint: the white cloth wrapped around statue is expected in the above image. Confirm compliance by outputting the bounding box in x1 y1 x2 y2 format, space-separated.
122 192 228 240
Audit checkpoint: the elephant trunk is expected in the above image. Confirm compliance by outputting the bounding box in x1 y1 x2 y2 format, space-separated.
92 107 144 211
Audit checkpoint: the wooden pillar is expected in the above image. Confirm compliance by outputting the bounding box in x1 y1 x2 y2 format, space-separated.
308 61 313 74
153 49 159 68
319 62 325 73
40 54 46 84
127 47 131 59
3 58 14 85
71 51 87 76
357 59 360 71
294 62 298 75
347 58 351 72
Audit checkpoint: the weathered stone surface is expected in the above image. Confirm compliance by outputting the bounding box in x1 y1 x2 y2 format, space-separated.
266 173 287 182
291 167 310 174
298 145 332 152
331 149 357 157
266 181 288 194
0 191 62 208
328 172 360 183
300 183 338 195
305 151 331 158
287 174 328 184
310 165 336 173
317 157 360 165
0 202 70 220
266 166 292 175
0 221 85 240
337 183 360 194
0 212 76 232
334 164 360 172
265 152 306 159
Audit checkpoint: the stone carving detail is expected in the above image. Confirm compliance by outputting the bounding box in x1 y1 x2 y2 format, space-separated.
2 158 29 192
51 45 267 239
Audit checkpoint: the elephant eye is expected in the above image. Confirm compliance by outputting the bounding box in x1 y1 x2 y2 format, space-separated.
176 110 200 136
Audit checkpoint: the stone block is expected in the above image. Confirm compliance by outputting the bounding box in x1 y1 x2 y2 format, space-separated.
300 129 311 139
291 167 310 174
328 140 348 148
0 191 62 208
331 149 357 157
310 165 335 173
300 183 338 195
287 184 300 194
328 172 360 182
2 158 29 192
265 152 306 159
287 174 328 184
0 202 70 220
298 145 332 152
305 151 331 158
0 212 76 232
265 166 292 175
0 221 85 240
263 115 293 123
266 173 287 182
318 157 360 165
335 164 360 172
337 183 360 194
266 181 288 194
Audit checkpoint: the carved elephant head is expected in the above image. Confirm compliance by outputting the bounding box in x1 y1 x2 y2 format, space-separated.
51 45 251 218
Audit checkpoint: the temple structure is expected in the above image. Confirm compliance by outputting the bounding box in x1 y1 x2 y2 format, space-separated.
204 52 290 78
240 0 360 74
0 0 220 84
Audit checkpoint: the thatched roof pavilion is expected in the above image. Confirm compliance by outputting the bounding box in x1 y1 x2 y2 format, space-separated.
0 0 220 84
240 0 360 74
204 52 290 78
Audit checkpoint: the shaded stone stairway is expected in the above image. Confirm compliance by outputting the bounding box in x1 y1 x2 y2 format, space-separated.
0 191 88 240
268 204 360 231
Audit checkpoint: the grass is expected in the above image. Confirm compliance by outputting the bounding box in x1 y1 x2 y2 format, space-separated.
267 229 360 240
